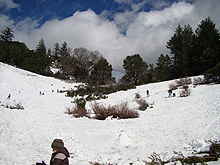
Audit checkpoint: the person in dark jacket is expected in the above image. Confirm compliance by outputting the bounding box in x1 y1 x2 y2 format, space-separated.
50 139 70 165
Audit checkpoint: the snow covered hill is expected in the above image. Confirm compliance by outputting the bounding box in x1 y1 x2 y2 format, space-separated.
0 62 220 165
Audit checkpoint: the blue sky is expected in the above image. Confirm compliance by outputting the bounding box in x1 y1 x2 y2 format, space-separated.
0 0 219 72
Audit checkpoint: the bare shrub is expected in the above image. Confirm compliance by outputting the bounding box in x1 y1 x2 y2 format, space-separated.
175 77 192 86
65 106 88 118
193 77 203 86
180 87 191 97
1 103 24 110
135 92 141 99
169 77 192 90
136 98 149 110
115 101 139 119
14 103 24 110
91 102 116 120
91 101 139 120
168 82 178 90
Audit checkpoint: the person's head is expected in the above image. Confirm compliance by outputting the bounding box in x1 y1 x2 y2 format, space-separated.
51 139 64 152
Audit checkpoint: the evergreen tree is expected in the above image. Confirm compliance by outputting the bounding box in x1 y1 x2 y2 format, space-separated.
24 38 51 75
167 24 195 77
89 57 114 85
123 54 148 85
155 54 173 81
52 42 60 61
0 40 31 68
60 42 70 58
58 42 74 79
193 17 220 74
0 26 14 42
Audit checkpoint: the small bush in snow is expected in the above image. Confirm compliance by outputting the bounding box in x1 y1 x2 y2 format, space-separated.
169 77 192 90
91 101 139 120
135 92 141 99
1 102 24 110
74 98 86 109
193 77 203 86
115 101 139 119
65 106 88 118
209 140 220 157
175 77 192 86
168 82 178 90
136 98 149 110
144 152 167 165
180 86 191 97
91 102 116 120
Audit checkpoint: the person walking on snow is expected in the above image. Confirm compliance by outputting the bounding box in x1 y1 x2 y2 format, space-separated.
50 139 70 165
168 89 172 98
146 90 149 97
7 94 11 100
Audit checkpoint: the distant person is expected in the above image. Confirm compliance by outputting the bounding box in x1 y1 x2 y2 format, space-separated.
7 94 11 100
168 89 172 98
39 91 42 95
50 139 70 165
146 90 149 97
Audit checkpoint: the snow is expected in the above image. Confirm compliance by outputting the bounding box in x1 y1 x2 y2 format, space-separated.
0 62 220 165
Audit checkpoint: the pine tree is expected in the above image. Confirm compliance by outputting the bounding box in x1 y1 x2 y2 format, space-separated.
0 26 14 42
123 54 148 85
155 54 173 81
194 17 220 74
167 24 195 77
89 57 113 85
25 38 51 75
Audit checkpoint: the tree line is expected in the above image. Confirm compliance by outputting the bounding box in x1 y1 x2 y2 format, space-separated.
0 16 220 86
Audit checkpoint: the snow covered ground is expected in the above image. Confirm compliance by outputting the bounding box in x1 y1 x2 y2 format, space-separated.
0 62 220 165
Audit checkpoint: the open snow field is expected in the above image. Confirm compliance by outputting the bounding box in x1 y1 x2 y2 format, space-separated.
0 62 220 165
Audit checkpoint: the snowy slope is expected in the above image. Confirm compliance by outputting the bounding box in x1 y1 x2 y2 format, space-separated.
0 62 220 165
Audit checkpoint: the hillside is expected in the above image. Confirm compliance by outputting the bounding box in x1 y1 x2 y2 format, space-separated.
0 62 220 165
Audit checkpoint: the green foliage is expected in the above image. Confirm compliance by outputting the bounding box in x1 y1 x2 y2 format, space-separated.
89 57 114 85
166 24 195 78
205 62 220 83
66 83 136 101
123 54 148 85
0 26 14 42
209 140 220 157
22 38 52 76
155 54 173 81
194 17 220 74
0 40 32 68
73 98 86 109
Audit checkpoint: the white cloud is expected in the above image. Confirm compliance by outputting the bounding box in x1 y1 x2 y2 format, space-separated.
9 0 220 73
0 14 14 28
0 0 20 10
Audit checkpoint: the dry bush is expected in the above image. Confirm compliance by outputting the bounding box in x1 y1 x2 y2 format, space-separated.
135 92 141 99
1 103 24 110
175 77 192 86
180 87 191 97
91 101 139 120
115 101 139 119
136 98 149 111
65 106 88 118
91 102 116 120
168 82 178 90
169 77 192 90
193 77 203 86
